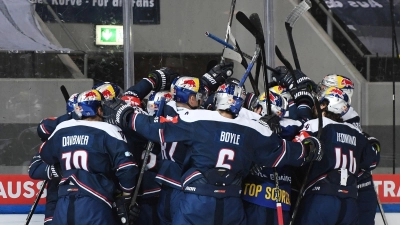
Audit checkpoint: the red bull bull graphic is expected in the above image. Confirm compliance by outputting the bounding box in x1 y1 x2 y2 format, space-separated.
329 88 345 99
163 92 173 100
340 77 354 89
218 84 227 92
183 80 197 88
84 91 98 99
101 89 114 100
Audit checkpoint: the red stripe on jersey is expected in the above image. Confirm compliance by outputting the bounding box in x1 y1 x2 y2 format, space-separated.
70 175 112 207
41 124 50 134
272 140 286 167
38 142 46 153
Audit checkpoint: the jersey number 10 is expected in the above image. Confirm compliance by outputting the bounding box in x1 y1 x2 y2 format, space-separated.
62 150 89 171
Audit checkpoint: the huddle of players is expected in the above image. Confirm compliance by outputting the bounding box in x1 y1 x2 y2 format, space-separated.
28 62 379 225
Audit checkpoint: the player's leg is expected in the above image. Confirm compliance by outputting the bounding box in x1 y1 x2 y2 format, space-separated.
357 180 376 225
158 186 185 225
44 180 58 224
243 201 268 225
53 194 118 225
337 197 358 225
295 194 340 225
173 193 246 225
137 197 160 225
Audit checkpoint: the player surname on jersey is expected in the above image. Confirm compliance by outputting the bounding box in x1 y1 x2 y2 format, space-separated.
336 132 356 146
62 135 90 147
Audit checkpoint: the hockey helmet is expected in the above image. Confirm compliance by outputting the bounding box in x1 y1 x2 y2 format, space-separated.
75 89 103 117
170 76 208 104
318 74 354 104
147 91 173 116
66 93 79 113
92 81 122 101
257 91 288 118
214 81 246 115
269 85 292 101
319 87 350 116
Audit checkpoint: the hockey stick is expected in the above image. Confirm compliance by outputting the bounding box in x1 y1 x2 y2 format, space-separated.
60 85 70 102
239 46 261 87
206 31 260 96
25 180 47 225
129 97 166 213
221 0 237 63
285 0 312 70
374 181 389 225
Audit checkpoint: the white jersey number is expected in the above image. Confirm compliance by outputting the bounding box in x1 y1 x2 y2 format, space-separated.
215 149 235 170
334 147 356 174
62 150 89 171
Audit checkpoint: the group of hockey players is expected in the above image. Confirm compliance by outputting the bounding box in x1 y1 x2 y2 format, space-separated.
28 60 381 225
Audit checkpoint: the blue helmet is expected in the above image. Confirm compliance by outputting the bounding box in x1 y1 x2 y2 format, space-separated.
214 82 246 115
170 76 208 104
75 89 103 117
147 91 173 116
92 82 122 101
66 93 79 113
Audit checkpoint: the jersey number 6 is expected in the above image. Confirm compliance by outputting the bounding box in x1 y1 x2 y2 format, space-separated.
216 149 235 170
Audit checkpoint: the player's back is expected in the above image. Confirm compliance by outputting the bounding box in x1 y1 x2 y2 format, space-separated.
301 117 376 197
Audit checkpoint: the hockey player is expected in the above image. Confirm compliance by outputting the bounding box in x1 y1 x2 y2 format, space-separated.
39 89 139 225
156 76 211 225
242 91 303 225
292 87 379 225
28 92 79 224
316 74 381 225
102 81 322 225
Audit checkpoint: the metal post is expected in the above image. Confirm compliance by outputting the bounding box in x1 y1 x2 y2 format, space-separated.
123 0 135 90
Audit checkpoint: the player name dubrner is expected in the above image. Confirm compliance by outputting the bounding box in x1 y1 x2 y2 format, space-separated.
336 132 356 146
62 135 90 147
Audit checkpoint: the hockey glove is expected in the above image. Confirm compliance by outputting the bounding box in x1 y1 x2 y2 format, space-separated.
47 163 62 181
114 194 132 225
201 62 234 92
249 163 264 176
363 132 381 152
102 98 135 128
148 68 180 92
302 136 323 162
259 114 282 134
271 66 289 84
290 89 314 108
128 202 141 225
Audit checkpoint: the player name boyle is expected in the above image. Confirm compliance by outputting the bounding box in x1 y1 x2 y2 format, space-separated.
336 132 356 146
220 131 240 145
62 135 90 147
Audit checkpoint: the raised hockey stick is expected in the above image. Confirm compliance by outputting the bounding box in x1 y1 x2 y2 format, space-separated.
221 0 237 63
239 46 261 87
25 180 48 225
285 0 312 70
129 97 166 211
60 85 70 102
206 31 260 96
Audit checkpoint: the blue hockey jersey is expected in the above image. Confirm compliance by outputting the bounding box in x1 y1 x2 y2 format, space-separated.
294 117 378 198
39 119 138 207
128 108 308 190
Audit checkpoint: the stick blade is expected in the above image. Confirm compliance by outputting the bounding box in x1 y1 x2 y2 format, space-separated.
285 0 312 27
222 48 243 63
60 85 70 102
249 13 265 43
236 11 258 38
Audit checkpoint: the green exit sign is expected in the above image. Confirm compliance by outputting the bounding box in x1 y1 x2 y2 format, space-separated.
95 25 123 45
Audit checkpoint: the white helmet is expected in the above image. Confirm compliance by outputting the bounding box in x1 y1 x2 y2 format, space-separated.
318 74 354 104
257 91 288 118
269 85 292 101
147 91 173 116
319 87 350 116
214 81 246 115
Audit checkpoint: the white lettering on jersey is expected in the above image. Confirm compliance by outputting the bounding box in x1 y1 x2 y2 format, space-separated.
336 133 356 146
219 131 240 145
62 135 89 147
